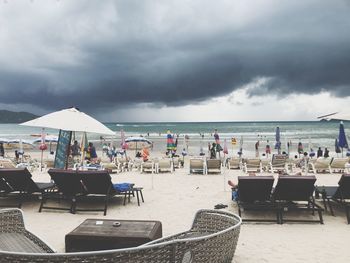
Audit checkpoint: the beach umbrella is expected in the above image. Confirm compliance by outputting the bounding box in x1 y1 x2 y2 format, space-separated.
338 121 348 157
274 127 281 154
166 130 175 154
20 107 115 135
6 139 34 150
32 135 58 144
125 137 152 154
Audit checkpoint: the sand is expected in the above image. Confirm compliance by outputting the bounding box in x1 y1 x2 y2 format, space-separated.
7 151 350 263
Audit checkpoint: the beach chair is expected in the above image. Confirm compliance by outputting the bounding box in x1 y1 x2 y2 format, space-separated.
242 158 261 173
227 157 241 170
260 158 270 172
286 158 300 173
0 159 17 169
115 157 132 172
141 160 155 173
330 158 349 173
41 169 86 214
172 156 181 169
268 154 287 173
236 176 279 223
100 161 119 173
272 176 324 224
0 209 55 253
189 158 206 175
307 157 332 174
156 158 173 173
206 159 222 174
0 168 54 208
315 174 350 224
78 170 131 215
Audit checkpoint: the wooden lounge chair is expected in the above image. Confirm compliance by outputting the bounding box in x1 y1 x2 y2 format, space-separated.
330 158 349 173
242 158 261 173
308 157 332 174
268 154 287 173
227 157 241 170
315 174 350 224
0 168 54 208
272 176 324 224
236 176 279 223
206 159 222 174
156 159 172 173
0 159 17 169
189 158 206 175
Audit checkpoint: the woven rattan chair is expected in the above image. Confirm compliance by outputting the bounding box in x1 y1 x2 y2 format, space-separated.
0 208 241 263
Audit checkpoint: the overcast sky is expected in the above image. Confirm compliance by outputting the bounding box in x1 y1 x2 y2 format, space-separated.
0 0 349 121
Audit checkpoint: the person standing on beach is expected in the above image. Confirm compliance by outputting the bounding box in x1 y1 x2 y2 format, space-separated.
255 140 260 157
324 148 329 158
265 140 271 158
0 143 4 157
317 147 323 158
71 140 81 161
87 142 98 163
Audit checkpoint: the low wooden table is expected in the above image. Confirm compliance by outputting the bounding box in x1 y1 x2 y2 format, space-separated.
65 219 162 252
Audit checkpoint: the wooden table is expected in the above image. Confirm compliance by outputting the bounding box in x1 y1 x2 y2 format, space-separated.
65 219 162 252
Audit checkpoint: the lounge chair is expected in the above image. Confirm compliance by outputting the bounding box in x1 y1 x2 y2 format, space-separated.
189 158 206 175
0 159 17 169
330 158 349 173
115 157 132 172
42 169 131 215
242 158 261 173
206 159 222 174
141 160 156 173
272 176 324 224
236 176 279 223
308 157 332 174
315 174 350 223
0 208 241 262
227 157 241 170
268 154 287 173
286 158 300 173
172 156 181 169
156 158 173 173
0 168 54 208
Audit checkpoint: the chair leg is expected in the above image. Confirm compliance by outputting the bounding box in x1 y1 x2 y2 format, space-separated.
39 193 45 212
70 198 76 214
318 208 324 224
136 191 140 206
345 206 350 224
327 198 335 216
140 189 144 203
104 196 108 216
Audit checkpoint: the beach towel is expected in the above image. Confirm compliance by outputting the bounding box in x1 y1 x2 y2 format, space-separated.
114 183 132 192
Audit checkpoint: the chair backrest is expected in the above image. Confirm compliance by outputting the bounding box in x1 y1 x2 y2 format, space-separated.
245 158 261 166
0 159 17 169
47 169 84 196
335 174 350 199
190 159 204 169
273 176 316 201
271 154 287 166
237 176 274 202
229 158 240 165
331 158 348 168
0 168 38 193
158 159 171 169
314 157 332 167
207 159 221 169
78 170 115 195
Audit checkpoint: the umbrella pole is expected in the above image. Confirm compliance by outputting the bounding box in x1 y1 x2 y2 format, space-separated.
40 150 44 172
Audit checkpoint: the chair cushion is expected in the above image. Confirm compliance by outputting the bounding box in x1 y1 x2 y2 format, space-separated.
0 233 49 253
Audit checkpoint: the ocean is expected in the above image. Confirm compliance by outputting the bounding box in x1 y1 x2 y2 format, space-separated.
0 121 349 157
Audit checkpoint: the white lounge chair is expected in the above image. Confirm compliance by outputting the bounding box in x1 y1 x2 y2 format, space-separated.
156 158 173 173
227 157 241 170
141 160 156 173
308 157 332 174
189 158 206 175
206 159 222 174
242 158 261 173
330 158 349 173
268 154 287 173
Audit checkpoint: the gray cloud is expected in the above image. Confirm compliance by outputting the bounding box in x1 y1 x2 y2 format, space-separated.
0 0 350 116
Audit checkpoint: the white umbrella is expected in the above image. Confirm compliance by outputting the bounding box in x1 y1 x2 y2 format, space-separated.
20 107 115 135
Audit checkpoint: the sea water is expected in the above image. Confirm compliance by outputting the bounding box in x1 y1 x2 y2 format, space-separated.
0 121 348 157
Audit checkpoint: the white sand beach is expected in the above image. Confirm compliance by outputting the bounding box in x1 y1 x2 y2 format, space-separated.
11 152 348 263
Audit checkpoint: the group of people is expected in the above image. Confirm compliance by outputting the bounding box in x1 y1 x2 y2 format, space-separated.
317 147 330 158
70 140 98 163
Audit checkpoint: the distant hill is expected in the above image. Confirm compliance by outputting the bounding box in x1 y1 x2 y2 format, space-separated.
0 110 38 123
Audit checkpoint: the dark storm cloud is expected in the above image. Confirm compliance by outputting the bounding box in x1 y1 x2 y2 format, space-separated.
0 0 350 114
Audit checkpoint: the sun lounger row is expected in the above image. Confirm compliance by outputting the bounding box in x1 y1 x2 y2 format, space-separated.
308 157 349 174
189 158 222 175
235 175 324 224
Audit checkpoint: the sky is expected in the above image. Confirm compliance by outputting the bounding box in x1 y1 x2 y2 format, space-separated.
0 0 349 122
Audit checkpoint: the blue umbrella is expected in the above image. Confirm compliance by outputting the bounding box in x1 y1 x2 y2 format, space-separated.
338 121 348 157
274 127 281 154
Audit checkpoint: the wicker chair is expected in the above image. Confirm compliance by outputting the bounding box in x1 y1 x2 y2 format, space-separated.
0 208 241 263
